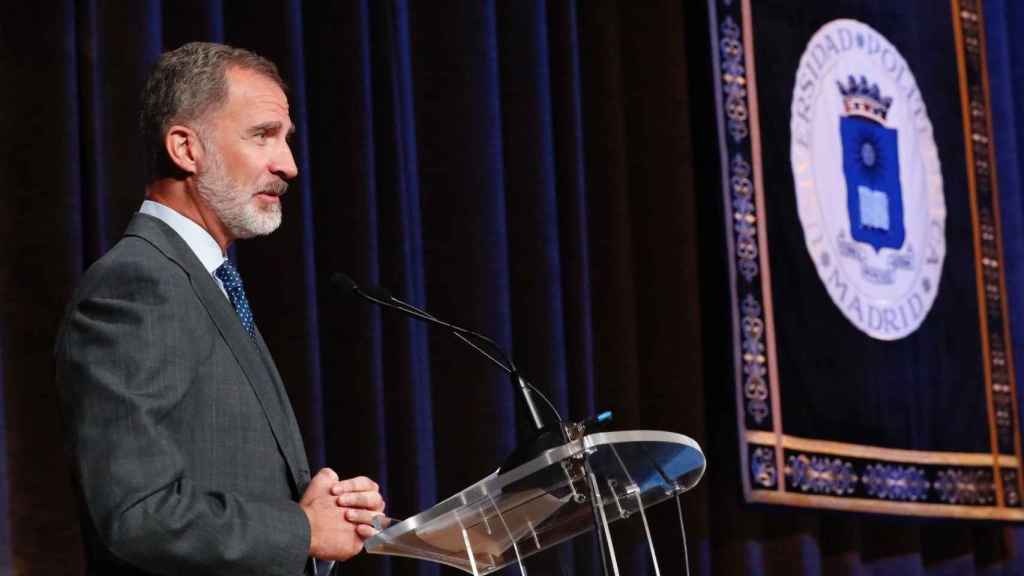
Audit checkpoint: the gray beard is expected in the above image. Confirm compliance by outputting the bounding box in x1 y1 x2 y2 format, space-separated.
196 147 284 240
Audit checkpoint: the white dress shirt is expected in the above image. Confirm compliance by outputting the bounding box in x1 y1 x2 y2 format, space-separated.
138 200 229 299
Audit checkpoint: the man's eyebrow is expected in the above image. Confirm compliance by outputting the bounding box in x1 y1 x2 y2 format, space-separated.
249 121 297 137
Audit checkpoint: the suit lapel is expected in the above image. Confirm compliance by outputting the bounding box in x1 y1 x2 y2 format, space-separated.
255 328 311 488
125 213 308 494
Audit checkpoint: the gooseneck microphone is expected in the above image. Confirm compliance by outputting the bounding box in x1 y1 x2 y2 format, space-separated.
331 273 553 432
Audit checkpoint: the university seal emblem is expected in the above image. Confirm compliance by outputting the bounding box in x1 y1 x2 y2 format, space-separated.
790 19 946 340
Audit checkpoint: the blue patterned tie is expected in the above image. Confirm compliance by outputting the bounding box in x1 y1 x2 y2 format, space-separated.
215 260 256 340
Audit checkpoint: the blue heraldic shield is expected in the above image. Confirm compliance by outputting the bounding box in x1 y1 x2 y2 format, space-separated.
840 115 905 252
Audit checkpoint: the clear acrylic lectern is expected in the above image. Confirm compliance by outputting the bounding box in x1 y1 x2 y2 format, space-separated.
366 429 706 574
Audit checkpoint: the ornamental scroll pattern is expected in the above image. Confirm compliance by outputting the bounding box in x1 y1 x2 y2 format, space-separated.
741 294 769 424
1003 469 1021 507
862 464 930 501
721 16 749 144
716 2 773 430
934 469 995 505
786 454 858 496
750 446 778 489
768 449 999 506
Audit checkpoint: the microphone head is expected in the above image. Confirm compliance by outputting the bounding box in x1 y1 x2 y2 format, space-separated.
331 272 358 293
331 272 393 303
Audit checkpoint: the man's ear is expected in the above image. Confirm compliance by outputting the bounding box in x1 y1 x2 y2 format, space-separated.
165 124 203 175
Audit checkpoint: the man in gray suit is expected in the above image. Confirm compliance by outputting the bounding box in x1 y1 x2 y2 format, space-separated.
56 42 383 575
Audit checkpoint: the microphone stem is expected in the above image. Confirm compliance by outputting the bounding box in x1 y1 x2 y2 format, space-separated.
517 374 546 431
451 331 514 376
408 307 547 432
341 276 555 432
390 295 547 431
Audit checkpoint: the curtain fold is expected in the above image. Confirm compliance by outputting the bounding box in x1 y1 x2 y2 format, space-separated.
5 1 1024 575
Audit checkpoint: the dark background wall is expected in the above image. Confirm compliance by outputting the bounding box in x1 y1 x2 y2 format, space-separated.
4 1 1024 574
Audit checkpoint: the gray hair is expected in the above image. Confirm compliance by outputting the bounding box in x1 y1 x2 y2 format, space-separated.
139 42 286 179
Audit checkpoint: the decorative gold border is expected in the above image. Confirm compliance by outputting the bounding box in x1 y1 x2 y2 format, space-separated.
746 431 1019 468
739 0 783 494
952 0 1004 506
750 490 1024 520
709 0 762 501
965 0 1024 498
711 0 1024 518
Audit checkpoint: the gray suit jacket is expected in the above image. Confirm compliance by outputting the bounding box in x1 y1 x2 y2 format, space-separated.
56 213 315 575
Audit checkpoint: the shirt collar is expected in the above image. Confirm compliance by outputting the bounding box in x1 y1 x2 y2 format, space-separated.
139 200 226 275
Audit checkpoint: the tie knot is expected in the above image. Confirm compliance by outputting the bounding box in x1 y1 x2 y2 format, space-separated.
215 260 243 288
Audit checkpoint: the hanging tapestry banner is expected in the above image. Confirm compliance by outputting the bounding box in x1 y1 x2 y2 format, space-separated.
709 0 1024 518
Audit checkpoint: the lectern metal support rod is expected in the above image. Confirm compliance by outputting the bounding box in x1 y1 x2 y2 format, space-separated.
633 487 662 576
487 495 527 576
676 491 691 576
588 470 621 576
584 456 611 576
608 442 661 575
460 527 480 576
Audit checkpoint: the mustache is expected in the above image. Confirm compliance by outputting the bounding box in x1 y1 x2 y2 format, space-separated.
258 179 289 196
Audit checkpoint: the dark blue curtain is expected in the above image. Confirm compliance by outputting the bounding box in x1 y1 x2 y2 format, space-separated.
5 1 1024 575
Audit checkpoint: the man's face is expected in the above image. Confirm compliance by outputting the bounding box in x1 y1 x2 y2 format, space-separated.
195 66 297 240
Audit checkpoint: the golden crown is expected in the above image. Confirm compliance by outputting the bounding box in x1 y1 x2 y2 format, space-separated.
837 75 893 124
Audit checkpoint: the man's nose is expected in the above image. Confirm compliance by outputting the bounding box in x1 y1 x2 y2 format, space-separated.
271 143 299 181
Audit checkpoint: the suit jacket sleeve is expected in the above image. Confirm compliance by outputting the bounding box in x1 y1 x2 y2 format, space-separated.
56 247 311 576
